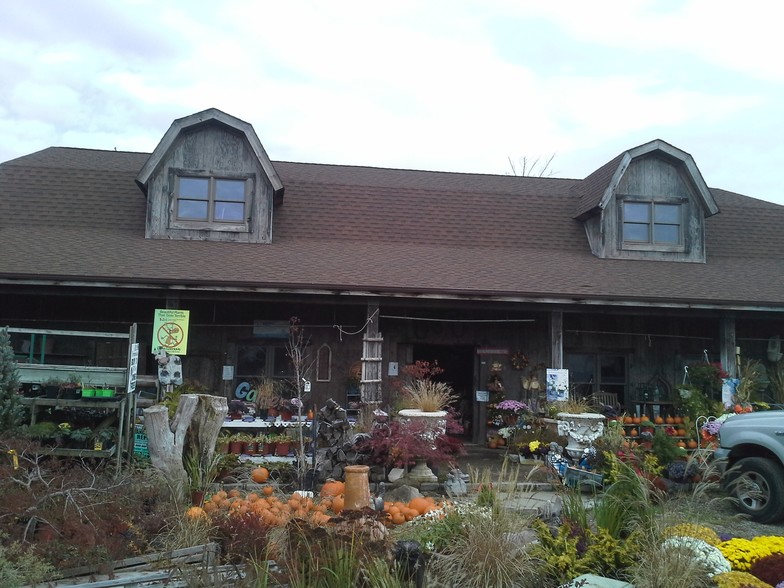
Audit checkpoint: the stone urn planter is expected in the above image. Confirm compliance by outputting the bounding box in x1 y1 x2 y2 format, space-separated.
396 409 447 484
557 412 605 459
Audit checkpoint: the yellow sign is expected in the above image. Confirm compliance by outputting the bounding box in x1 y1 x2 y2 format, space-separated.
152 309 190 355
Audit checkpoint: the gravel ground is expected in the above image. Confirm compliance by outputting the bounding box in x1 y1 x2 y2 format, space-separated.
658 487 784 539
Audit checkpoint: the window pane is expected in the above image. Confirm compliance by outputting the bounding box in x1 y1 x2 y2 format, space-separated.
179 177 209 200
654 224 679 243
623 223 649 242
214 201 245 221
215 179 246 201
600 355 626 384
624 202 650 223
237 345 267 377
178 200 208 220
273 347 294 378
655 204 680 223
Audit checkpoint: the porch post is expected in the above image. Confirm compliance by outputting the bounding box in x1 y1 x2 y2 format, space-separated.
550 311 564 369
720 317 737 378
361 302 383 404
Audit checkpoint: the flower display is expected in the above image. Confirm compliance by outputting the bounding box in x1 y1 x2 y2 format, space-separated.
662 537 731 577
718 536 784 571
495 399 529 414
663 523 721 546
713 570 775 588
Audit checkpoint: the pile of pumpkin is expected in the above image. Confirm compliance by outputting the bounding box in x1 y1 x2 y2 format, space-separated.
185 467 446 528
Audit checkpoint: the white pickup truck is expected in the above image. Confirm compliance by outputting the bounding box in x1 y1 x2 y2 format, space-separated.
713 410 784 524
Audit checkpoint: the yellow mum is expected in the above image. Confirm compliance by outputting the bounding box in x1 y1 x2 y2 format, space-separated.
663 523 720 546
713 570 773 588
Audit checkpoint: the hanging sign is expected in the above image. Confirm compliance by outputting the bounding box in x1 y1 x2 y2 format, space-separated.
546 368 570 402
152 309 190 355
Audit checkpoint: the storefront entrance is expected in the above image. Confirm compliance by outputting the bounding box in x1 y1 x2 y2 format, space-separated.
412 344 476 439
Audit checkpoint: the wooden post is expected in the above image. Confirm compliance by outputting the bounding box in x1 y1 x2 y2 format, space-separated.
550 311 564 369
361 303 383 404
720 317 737 378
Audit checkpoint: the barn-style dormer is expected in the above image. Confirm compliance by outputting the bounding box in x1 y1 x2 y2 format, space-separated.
573 139 719 262
135 108 284 243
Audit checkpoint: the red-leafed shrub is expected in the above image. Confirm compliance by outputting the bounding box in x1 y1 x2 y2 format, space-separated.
357 409 464 469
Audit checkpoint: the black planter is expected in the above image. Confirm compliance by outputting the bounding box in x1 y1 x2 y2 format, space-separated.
60 386 82 400
44 385 60 399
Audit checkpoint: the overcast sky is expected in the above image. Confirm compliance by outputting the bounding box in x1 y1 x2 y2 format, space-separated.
1 0 782 204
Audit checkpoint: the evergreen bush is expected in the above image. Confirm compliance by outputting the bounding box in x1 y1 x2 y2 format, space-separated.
0 327 23 434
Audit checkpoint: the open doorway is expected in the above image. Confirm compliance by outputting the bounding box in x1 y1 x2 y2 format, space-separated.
412 344 476 439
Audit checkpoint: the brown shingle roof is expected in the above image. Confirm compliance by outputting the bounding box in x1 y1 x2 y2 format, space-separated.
2 147 783 308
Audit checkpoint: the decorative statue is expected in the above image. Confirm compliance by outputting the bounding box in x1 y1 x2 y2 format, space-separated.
546 441 568 477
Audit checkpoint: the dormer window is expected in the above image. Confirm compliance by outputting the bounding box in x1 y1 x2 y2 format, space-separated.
138 109 283 243
172 174 253 231
620 197 685 252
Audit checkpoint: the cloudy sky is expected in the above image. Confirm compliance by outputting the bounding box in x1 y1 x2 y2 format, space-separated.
1 0 782 204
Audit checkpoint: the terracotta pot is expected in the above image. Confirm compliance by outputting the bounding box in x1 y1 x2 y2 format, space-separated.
190 490 205 506
228 441 243 454
275 441 291 456
280 410 293 421
343 465 372 510
263 442 276 456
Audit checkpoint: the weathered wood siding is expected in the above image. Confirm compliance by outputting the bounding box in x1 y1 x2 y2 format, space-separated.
587 154 707 262
145 124 275 243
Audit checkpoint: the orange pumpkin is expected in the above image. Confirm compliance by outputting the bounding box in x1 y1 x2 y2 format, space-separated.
251 467 270 483
624 416 634 424
677 440 687 448
654 416 664 425
408 497 429 515
320 480 345 498
629 428 638 437
687 439 698 449
677 427 687 437
665 416 675 425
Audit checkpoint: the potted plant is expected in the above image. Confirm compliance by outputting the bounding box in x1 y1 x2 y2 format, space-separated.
24 421 59 444
59 374 82 400
42 377 63 399
254 378 276 419
216 432 232 454
274 433 293 457
227 432 247 455
493 399 530 426
260 433 277 456
91 427 116 451
183 447 220 506
552 397 605 459
66 427 93 448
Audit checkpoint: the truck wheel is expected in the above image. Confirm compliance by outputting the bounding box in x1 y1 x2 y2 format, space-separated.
725 457 784 524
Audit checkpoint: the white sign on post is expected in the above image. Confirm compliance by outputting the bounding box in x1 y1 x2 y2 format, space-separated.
127 343 139 393
546 368 570 402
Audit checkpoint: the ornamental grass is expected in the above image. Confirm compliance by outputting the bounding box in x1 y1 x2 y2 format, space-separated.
400 379 457 412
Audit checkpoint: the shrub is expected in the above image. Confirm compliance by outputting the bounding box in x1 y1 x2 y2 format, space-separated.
530 518 641 584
